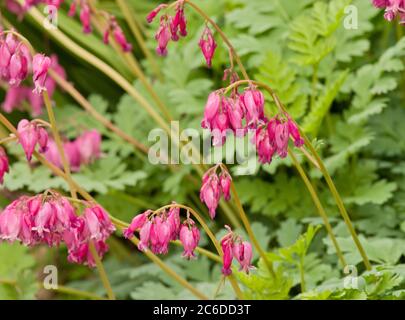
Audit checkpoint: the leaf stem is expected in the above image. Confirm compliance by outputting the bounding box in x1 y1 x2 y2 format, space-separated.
288 149 346 268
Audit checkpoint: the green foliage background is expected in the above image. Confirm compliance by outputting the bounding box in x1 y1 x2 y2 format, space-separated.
1 0 405 300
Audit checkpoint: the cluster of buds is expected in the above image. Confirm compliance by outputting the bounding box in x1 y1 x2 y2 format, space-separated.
200 165 232 219
202 85 304 164
147 1 187 56
103 16 132 52
44 129 102 172
0 31 52 93
17 119 49 161
221 226 254 276
124 204 200 259
2 55 66 116
372 0 405 23
68 0 92 34
0 192 115 267
0 32 31 87
254 116 304 163
0 147 9 184
147 1 217 67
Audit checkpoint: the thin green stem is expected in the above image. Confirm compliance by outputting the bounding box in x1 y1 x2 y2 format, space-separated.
89 241 116 300
288 149 346 268
43 91 76 198
302 136 371 270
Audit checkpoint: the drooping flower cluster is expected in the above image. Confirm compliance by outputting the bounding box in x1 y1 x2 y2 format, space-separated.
0 192 115 267
147 1 187 56
220 226 254 276
124 205 200 259
103 16 132 52
44 129 102 172
200 165 232 219
201 85 304 164
0 31 53 94
0 147 9 184
147 1 218 67
17 119 49 161
372 0 405 23
0 32 31 87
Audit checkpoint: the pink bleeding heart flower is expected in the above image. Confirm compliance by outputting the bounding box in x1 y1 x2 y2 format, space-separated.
155 18 171 56
32 201 53 237
138 220 152 252
224 97 245 136
233 241 254 273
151 215 172 254
146 4 167 23
17 119 38 161
255 122 275 164
172 3 187 38
0 147 9 184
200 171 221 219
0 201 22 242
199 25 217 68
8 45 29 86
80 4 92 34
221 233 234 276
287 118 304 147
219 171 232 201
83 205 115 242
201 91 221 129
275 121 289 158
179 220 200 260
211 111 230 146
240 88 265 127
123 210 151 239
32 53 51 94
167 205 181 240
37 127 49 153
113 24 132 52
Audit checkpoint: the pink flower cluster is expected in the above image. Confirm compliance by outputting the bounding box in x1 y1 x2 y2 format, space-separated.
372 0 405 23
103 17 132 52
147 1 217 66
2 55 66 116
200 165 232 219
17 119 49 161
221 226 253 276
201 86 304 163
147 1 187 56
0 31 52 94
0 147 9 184
0 192 115 267
44 129 102 172
124 205 200 259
